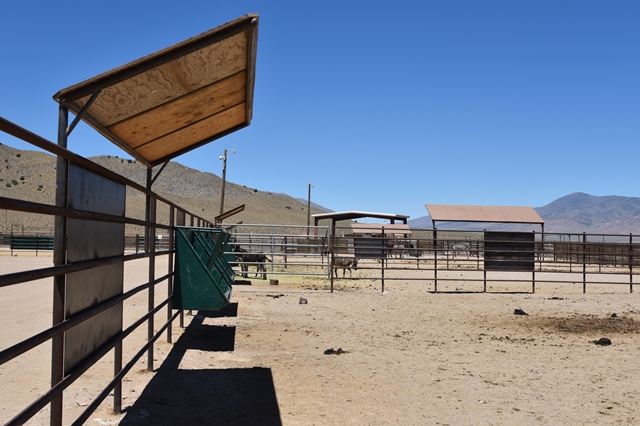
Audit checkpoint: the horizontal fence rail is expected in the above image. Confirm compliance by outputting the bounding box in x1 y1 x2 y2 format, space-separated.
229 224 332 280
222 224 638 294
0 116 215 425
323 227 639 293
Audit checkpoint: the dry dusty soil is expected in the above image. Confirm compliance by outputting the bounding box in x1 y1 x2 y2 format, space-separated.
2 254 640 425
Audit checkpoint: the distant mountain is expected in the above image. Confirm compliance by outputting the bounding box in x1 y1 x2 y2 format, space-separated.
408 192 640 235
537 192 640 234
406 216 433 229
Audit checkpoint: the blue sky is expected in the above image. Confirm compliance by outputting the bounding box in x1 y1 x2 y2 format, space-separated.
1 1 638 221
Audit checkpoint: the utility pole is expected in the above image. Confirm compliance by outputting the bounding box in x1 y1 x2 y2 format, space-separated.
219 149 236 216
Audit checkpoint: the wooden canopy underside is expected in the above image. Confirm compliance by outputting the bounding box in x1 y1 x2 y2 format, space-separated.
53 14 259 167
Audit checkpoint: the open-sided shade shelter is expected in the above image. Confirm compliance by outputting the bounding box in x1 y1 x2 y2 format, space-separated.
53 14 259 167
313 211 409 227
425 204 544 232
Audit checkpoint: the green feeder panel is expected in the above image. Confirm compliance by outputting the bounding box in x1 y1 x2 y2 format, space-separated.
174 227 235 311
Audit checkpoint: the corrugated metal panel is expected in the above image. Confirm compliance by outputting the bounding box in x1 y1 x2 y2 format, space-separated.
425 204 544 224
53 14 259 167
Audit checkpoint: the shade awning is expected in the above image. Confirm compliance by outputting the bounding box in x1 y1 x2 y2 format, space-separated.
425 204 544 225
312 211 410 223
53 14 259 167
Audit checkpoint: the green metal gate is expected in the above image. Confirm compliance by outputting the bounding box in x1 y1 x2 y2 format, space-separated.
174 227 234 311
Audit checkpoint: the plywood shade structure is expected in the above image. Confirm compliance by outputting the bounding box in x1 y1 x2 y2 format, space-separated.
53 14 259 167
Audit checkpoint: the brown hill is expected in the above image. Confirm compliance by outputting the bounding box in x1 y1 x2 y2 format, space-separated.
0 143 325 234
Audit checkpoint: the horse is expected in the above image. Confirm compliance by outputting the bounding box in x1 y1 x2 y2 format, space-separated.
232 245 272 280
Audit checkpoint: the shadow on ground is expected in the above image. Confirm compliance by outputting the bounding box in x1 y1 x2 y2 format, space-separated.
120 303 282 425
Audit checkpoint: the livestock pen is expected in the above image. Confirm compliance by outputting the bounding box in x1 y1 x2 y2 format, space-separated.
2 128 639 424
223 223 640 294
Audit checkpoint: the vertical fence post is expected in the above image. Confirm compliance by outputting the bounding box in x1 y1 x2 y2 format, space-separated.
168 206 175 343
630 234 634 294
283 236 288 268
582 232 587 293
433 228 438 293
532 270 536 293
270 226 275 274
146 170 156 372
330 222 335 293
51 104 69 426
381 227 385 294
532 230 536 293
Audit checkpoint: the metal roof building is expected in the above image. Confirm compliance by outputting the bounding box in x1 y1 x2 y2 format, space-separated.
312 211 409 225
424 204 545 232
312 210 410 236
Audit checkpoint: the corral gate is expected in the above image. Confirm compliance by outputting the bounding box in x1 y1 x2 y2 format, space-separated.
354 236 386 259
484 231 535 271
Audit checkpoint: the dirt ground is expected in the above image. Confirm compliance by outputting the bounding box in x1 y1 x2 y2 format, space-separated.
2 254 640 425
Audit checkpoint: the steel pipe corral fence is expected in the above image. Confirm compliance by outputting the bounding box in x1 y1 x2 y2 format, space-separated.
0 117 215 425
1 232 55 256
223 224 638 294
322 226 639 293
2 233 173 255
228 223 332 279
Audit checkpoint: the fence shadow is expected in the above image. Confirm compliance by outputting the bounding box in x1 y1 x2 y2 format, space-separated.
120 303 282 425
